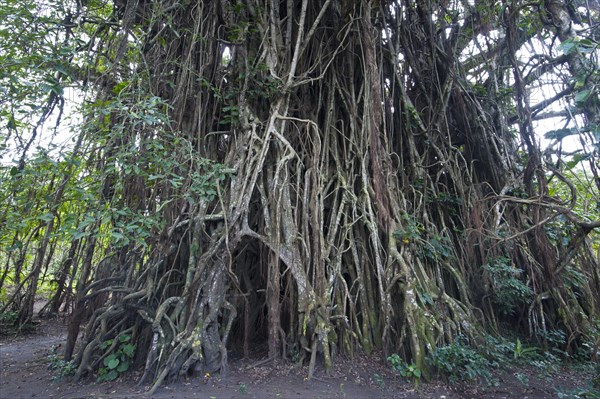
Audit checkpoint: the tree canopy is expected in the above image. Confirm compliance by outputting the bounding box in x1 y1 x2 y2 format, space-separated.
1 0 599 392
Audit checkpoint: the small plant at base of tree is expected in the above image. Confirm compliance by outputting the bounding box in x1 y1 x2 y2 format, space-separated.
0 311 18 334
97 334 135 382
47 350 76 382
513 338 538 360
427 336 497 386
482 257 533 316
387 353 422 386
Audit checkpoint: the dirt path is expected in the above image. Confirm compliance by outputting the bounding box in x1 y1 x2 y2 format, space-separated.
0 319 595 398
0 320 429 399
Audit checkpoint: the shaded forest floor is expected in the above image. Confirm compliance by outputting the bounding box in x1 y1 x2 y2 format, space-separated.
0 316 597 399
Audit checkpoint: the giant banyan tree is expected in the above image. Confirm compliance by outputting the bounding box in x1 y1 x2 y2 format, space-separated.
2 0 599 393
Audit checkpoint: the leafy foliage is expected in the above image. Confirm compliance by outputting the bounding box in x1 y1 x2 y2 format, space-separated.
48 351 76 382
0 311 18 334
388 353 422 385
427 336 496 385
97 334 135 382
482 257 533 316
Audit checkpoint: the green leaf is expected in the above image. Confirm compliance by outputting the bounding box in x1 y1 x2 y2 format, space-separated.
103 353 119 368
116 361 129 373
590 124 600 140
55 64 70 77
72 230 89 240
575 89 592 105
7 240 23 251
559 38 596 55
121 343 135 358
100 340 113 350
110 231 124 240
105 370 118 381
565 153 591 170
118 334 131 343
559 39 576 54
38 213 54 222
107 357 120 370
577 39 596 53
112 81 129 95
544 128 578 141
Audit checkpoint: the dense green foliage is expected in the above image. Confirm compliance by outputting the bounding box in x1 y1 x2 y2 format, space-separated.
1 0 599 393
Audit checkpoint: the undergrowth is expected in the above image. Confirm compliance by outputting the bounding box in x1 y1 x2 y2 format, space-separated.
0 311 18 333
388 328 600 394
48 347 76 382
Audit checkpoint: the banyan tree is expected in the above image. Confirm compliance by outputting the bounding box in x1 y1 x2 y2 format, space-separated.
1 0 599 392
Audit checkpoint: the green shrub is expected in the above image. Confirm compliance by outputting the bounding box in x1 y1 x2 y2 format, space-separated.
427 336 496 385
387 353 422 385
513 338 538 360
97 334 135 382
48 350 76 382
0 311 18 334
482 257 533 316
537 329 567 351
0 310 17 325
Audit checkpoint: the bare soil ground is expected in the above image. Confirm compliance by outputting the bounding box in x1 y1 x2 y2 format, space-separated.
0 317 596 399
